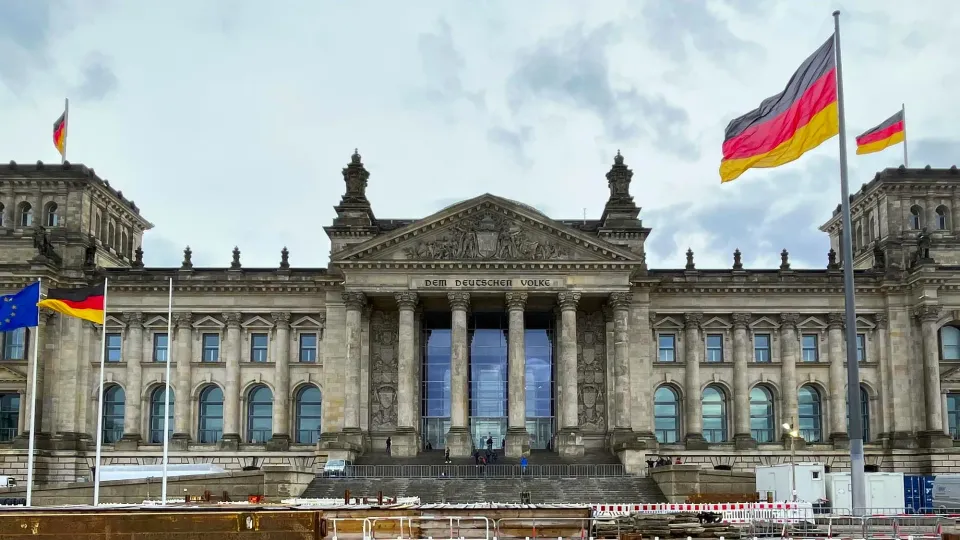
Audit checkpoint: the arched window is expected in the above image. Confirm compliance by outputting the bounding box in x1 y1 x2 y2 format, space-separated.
948 392 960 439
750 386 775 443
295 386 322 444
18 202 33 227
937 206 949 230
855 224 863 250
102 385 125 444
909 205 922 230
846 385 871 442
654 386 680 444
120 231 128 257
798 385 823 443
702 386 727 443
148 386 174 444
198 385 224 443
0 393 20 442
941 326 960 361
868 215 876 241
108 222 115 249
246 385 273 443
44 202 59 227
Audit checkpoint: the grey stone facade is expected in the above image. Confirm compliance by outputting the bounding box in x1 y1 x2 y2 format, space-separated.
3 155 960 483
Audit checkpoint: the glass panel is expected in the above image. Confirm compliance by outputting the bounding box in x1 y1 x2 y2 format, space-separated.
149 387 174 443
202 333 220 362
856 334 866 363
299 333 317 362
702 386 726 443
247 386 273 443
801 334 818 362
0 393 20 442
296 386 322 443
102 386 125 444
250 333 268 362
198 386 224 443
106 333 122 362
754 334 771 363
153 333 168 362
706 334 723 362
470 312 508 449
658 334 676 362
750 387 774 443
421 312 452 450
949 393 960 440
798 386 822 442
2 328 27 361
654 386 679 443
524 312 554 449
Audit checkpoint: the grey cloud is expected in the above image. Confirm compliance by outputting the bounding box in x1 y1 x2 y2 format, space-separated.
640 2 764 68
506 24 698 161
72 53 119 102
416 18 485 110
487 125 533 167
141 234 185 267
0 1 54 92
910 138 960 168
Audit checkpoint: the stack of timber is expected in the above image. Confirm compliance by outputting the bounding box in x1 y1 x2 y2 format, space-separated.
594 512 743 539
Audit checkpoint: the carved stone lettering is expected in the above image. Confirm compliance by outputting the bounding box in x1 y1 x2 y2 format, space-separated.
577 309 607 432
402 211 569 260
369 310 399 431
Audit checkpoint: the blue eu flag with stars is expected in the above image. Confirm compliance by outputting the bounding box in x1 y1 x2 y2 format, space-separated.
0 282 41 332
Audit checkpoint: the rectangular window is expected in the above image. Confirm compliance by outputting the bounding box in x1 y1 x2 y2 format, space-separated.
754 334 771 363
153 333 168 362
250 333 268 362
299 333 318 363
1 328 27 361
106 333 122 362
856 333 866 363
705 333 723 362
658 334 676 362
801 334 819 362
202 333 220 362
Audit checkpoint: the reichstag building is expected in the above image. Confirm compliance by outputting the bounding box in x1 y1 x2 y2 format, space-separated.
1 152 960 482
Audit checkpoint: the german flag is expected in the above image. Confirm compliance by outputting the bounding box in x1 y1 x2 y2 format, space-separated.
53 111 67 157
38 283 105 325
720 36 838 183
855 110 905 155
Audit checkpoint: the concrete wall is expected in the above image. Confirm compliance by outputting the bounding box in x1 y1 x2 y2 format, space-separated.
651 464 756 503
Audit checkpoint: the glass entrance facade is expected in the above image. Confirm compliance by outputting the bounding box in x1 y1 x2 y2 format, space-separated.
470 312 509 449
421 312 452 449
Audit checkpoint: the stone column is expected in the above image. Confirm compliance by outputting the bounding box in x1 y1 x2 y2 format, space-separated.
683 312 707 448
505 292 529 458
268 312 291 451
392 292 419 457
446 292 472 457
827 313 849 447
780 313 800 446
916 305 951 447
171 312 193 448
731 313 755 448
609 292 633 438
556 291 583 457
118 312 144 449
221 312 242 449
342 292 366 440
875 314 894 440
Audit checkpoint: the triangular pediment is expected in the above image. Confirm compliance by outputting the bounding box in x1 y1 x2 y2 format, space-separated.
292 315 325 328
192 315 224 329
701 316 731 329
334 194 641 263
942 365 960 383
0 365 26 384
241 315 274 329
144 315 168 328
749 316 780 329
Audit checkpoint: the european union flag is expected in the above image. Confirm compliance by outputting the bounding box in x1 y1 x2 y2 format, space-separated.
0 282 41 332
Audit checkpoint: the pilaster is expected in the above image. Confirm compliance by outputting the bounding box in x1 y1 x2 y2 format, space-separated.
731 313 755 449
171 312 193 450
608 292 639 450
779 313 800 436
267 311 292 451
827 312 849 448
393 292 419 457
220 311 242 450
339 292 366 448
682 312 707 449
627 292 657 449
915 304 952 448
117 311 144 449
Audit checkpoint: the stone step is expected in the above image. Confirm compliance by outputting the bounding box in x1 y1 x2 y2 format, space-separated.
355 449 621 466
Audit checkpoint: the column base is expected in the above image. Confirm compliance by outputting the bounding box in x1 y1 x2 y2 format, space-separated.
390 428 419 457
318 431 363 459
170 433 191 451
830 432 850 449
53 431 90 451
556 428 584 458
782 434 806 450
608 428 646 451
12 431 53 450
219 433 241 451
504 427 530 458
880 431 918 449
266 433 291 452
918 430 953 449
115 433 142 450
733 433 757 450
634 430 659 451
684 433 709 450
445 426 473 457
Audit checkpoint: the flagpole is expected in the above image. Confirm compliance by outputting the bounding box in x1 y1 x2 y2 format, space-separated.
901 103 909 168
25 278 42 507
92 277 109 506
160 277 173 504
61 98 69 164
833 10 867 515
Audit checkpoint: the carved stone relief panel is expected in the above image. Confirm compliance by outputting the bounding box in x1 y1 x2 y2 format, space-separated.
402 211 570 261
577 309 607 432
369 310 399 431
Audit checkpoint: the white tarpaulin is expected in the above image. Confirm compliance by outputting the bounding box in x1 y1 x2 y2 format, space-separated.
97 463 226 482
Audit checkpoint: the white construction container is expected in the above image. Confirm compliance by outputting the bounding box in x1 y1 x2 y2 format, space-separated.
755 463 826 502
932 474 960 510
825 472 905 514
97 463 226 482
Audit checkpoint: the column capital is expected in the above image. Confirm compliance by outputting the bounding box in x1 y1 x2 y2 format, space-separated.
505 292 528 311
447 291 470 311
122 311 144 329
608 292 632 310
557 291 580 311
40 311 56 326
780 312 800 330
173 312 193 329
731 312 751 329
682 312 703 329
222 312 242 328
915 304 942 322
342 291 367 310
272 311 291 328
827 312 845 330
875 313 888 329
395 292 419 310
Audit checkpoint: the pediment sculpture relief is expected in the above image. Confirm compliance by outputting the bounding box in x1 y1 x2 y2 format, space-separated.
402 211 570 261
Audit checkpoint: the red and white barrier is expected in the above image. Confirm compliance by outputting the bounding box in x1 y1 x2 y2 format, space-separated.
590 501 814 523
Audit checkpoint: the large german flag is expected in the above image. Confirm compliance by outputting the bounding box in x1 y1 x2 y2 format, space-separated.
720 36 838 183
53 111 67 157
38 283 105 324
855 110 904 155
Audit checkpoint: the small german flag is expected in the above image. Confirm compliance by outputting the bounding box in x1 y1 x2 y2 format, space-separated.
38 283 105 325
53 111 67 157
855 110 905 156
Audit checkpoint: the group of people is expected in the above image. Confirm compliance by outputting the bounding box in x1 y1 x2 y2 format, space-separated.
647 456 682 468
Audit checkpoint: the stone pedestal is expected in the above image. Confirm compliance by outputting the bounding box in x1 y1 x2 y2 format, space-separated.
170 433 191 451
918 430 953 449
782 434 806 450
616 448 649 475
445 426 473 457
684 433 708 450
12 431 52 450
830 432 850 449
884 431 919 449
504 427 530 458
114 434 141 450
50 432 87 451
390 427 419 457
608 428 643 451
733 433 757 450
218 433 241 451
266 434 291 452
556 428 584 457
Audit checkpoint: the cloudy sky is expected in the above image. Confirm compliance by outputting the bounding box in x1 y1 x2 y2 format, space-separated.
2 1 959 270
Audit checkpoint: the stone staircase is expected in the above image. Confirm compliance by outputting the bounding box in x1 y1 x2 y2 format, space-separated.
355 449 622 466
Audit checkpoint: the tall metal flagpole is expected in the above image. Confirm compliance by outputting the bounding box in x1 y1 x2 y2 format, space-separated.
25 278 42 507
61 98 69 164
833 10 867 514
901 103 909 168
92 277 110 505
161 277 173 504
